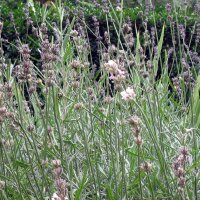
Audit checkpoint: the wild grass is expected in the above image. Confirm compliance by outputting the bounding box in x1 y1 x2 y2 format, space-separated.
0 0 199 199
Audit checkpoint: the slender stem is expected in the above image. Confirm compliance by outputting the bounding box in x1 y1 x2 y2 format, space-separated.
52 86 63 161
138 145 143 200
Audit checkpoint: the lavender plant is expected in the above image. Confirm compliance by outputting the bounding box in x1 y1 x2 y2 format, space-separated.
0 1 199 200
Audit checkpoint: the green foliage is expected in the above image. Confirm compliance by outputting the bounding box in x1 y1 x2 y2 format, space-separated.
0 1 199 200
192 75 200 128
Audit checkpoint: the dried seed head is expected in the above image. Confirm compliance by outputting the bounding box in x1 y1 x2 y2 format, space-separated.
87 87 94 95
116 6 122 12
178 187 184 193
131 127 141 137
53 166 63 178
108 45 117 54
178 177 186 188
122 23 132 34
74 103 83 111
45 127 51 136
142 71 149 78
71 81 79 89
70 60 81 69
0 180 5 190
0 139 5 146
27 124 34 132
70 30 78 37
89 94 97 103
172 145 189 192
5 112 14 119
166 3 172 13
120 87 136 102
5 139 14 148
104 60 118 74
55 178 67 192
129 116 141 128
55 179 68 199
103 96 113 104
28 85 36 95
58 91 63 98
37 79 42 85
0 106 7 115
52 160 61 168
46 78 55 87
138 11 143 17
134 136 143 146
140 162 153 172
176 167 184 178
194 4 200 14
178 24 186 40
41 159 48 166
179 146 189 157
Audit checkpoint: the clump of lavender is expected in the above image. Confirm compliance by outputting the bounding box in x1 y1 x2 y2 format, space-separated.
138 46 146 64
92 16 102 45
116 0 122 11
166 3 172 13
23 3 33 27
104 31 110 46
166 3 173 22
194 3 200 14
120 87 136 102
4 82 13 99
195 23 200 44
0 88 14 125
178 25 186 41
144 29 151 47
123 20 134 48
181 58 195 88
14 44 37 95
172 147 189 193
9 13 20 39
166 47 174 68
104 59 127 90
92 0 100 8
70 59 82 70
52 160 68 200
145 0 154 16
0 105 8 124
144 0 151 16
0 88 20 134
146 60 152 71
172 76 182 97
150 27 156 47
19 45 34 79
189 51 200 64
101 0 109 14
87 87 97 103
40 23 60 88
71 19 90 70
171 53 196 97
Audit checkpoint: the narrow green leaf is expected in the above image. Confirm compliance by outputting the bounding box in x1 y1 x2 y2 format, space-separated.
153 25 165 76
192 75 200 128
106 185 115 200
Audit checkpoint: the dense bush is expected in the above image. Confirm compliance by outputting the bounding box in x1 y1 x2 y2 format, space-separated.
0 0 199 200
